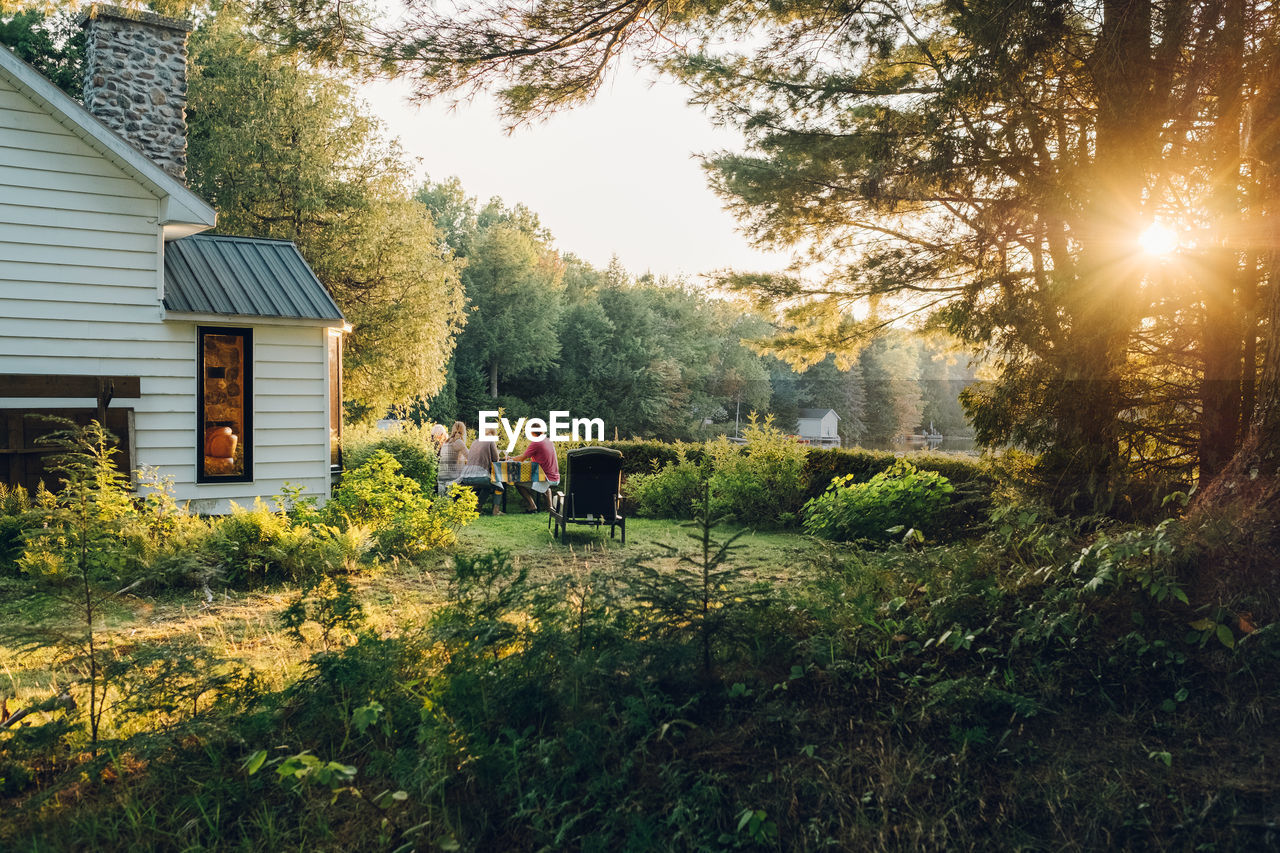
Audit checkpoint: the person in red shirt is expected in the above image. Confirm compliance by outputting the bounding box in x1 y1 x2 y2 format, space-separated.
512 437 560 512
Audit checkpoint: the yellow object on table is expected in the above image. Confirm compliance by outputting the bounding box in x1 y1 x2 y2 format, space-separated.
490 460 549 491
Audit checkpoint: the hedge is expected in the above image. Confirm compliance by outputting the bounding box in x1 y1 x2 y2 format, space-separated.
598 441 707 475
481 438 994 529
581 441 989 499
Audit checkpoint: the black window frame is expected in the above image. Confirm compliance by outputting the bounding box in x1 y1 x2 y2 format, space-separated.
197 326 253 484
328 328 343 471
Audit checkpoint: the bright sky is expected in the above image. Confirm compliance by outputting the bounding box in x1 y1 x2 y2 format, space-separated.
361 66 795 281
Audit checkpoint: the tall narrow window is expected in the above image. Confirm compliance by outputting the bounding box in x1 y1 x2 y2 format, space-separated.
328 328 343 469
198 327 252 482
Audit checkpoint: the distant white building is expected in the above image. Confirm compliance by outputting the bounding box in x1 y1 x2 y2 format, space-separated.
0 7 346 512
796 408 841 447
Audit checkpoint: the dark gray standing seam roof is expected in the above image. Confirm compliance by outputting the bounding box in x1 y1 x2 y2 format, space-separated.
164 234 345 322
798 408 840 420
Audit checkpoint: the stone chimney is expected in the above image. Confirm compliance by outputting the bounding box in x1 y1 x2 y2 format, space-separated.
80 5 192 181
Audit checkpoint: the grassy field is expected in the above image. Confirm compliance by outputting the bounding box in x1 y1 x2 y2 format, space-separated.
0 508 824 726
5 498 1279 851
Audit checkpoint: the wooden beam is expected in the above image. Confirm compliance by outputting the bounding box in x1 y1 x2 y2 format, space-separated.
0 375 141 399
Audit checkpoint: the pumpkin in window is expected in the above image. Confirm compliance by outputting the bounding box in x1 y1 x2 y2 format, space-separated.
204 427 238 474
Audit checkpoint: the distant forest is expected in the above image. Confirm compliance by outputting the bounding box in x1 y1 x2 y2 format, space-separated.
414 178 978 446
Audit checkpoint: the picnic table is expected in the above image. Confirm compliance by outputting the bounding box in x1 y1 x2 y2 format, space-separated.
490 460 551 512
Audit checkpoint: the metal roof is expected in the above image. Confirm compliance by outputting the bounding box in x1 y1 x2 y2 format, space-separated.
798 408 840 420
163 234 344 323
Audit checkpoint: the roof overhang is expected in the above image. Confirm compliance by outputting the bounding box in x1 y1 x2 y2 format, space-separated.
0 45 216 238
163 234 346 323
164 311 348 330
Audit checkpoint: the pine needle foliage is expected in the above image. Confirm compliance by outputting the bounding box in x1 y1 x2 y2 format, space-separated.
628 481 764 677
12 419 136 753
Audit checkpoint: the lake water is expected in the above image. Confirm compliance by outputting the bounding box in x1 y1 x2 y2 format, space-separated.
857 436 980 454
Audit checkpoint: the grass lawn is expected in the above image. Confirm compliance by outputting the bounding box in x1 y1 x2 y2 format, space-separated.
458 505 822 584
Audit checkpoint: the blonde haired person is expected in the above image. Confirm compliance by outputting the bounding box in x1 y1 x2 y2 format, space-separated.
459 433 502 515
430 423 447 454
436 421 468 495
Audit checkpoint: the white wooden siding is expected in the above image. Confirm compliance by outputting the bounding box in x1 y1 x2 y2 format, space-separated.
797 413 839 439
0 75 332 512
162 321 332 514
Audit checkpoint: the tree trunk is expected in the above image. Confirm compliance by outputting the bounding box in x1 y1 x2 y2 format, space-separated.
1204 249 1280 486
1239 253 1259 431
488 359 498 399
1045 0 1154 513
1192 245 1280 613
1252 251 1280 470
1196 0 1246 484
1188 0 1280 613
1198 257 1243 483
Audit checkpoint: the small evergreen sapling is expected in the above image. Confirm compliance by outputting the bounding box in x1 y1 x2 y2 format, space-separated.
281 575 367 650
12 419 136 753
629 481 763 676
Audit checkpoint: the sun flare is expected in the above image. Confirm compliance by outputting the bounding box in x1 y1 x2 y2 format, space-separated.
1139 222 1179 256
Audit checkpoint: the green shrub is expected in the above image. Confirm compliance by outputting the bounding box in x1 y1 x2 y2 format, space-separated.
373 484 478 558
610 441 987 499
15 434 219 591
706 416 809 528
280 574 366 650
0 483 41 577
600 440 707 476
144 517 219 588
803 459 955 542
125 468 221 589
206 499 300 587
207 500 362 588
326 450 477 558
326 450 427 529
610 438 987 529
341 422 438 491
18 422 139 585
802 447 989 503
627 456 705 519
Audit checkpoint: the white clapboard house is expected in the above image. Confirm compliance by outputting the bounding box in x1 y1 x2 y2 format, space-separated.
0 6 346 513
796 408 841 447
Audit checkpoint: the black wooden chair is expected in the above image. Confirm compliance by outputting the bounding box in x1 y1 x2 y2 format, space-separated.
548 446 625 544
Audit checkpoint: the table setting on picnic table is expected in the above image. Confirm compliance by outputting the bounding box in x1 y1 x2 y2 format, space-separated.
490 459 551 511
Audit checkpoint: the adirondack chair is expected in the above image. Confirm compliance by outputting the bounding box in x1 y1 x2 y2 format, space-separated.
548 446 625 544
